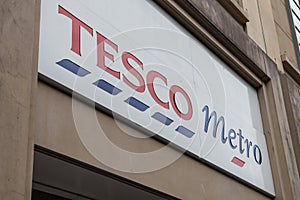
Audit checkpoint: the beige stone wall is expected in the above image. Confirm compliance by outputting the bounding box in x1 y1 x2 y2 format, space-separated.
281 60 300 177
0 0 37 199
243 0 266 51
272 0 299 68
244 0 299 69
243 0 283 71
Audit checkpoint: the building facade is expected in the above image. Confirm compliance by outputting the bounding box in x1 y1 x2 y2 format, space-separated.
1 0 300 199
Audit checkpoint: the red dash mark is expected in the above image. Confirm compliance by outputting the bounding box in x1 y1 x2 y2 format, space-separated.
231 157 245 167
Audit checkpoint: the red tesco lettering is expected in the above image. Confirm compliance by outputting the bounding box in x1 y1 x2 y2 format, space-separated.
58 5 193 121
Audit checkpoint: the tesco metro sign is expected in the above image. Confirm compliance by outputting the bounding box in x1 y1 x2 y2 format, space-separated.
38 0 275 196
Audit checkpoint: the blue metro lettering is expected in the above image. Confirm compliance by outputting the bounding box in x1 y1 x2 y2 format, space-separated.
237 129 245 154
244 138 252 158
202 105 227 144
202 105 263 165
254 144 262 165
228 129 237 149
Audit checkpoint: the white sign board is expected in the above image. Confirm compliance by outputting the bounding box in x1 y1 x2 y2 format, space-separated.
38 0 275 196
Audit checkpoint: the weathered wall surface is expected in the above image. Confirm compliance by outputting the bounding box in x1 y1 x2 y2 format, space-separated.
281 71 300 174
286 76 300 139
271 0 299 69
0 0 36 199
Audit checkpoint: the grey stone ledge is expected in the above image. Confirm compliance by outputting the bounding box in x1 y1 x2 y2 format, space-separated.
175 0 277 82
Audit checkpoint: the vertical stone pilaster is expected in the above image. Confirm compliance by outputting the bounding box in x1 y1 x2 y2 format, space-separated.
0 0 36 199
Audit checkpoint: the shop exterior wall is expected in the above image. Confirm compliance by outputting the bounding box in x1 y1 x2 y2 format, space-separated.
0 0 37 199
243 0 266 52
172 0 271 81
281 60 300 177
284 75 300 146
1 0 300 199
255 0 283 71
271 0 299 69
272 0 297 63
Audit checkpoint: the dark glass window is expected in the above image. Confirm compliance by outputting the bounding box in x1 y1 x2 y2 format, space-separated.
32 148 180 200
32 190 71 200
